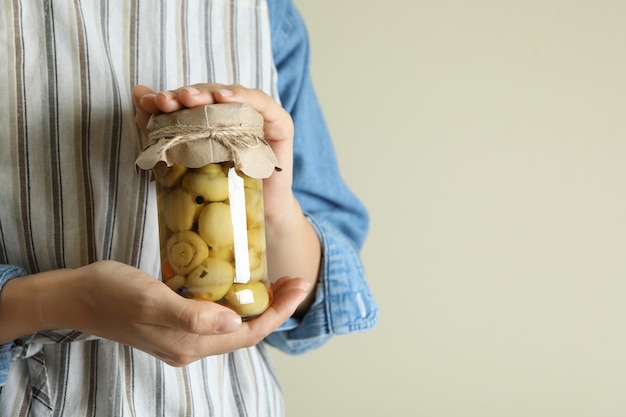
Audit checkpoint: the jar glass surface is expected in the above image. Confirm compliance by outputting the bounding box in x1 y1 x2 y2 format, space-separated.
155 161 271 318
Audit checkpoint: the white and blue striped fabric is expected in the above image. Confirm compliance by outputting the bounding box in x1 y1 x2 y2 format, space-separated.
0 1 283 415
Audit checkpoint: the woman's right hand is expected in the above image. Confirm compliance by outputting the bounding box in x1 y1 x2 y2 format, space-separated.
0 261 309 366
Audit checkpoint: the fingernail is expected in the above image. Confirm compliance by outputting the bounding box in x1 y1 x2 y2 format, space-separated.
218 88 234 97
216 311 242 333
183 87 201 95
139 93 156 103
158 91 174 100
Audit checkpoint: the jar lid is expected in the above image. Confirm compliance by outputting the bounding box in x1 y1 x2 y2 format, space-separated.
135 103 279 178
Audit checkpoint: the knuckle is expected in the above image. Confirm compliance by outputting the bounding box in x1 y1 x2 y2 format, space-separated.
164 353 194 367
244 333 264 348
180 307 205 334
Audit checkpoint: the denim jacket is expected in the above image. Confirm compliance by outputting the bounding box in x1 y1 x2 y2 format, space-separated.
0 0 378 385
264 0 378 352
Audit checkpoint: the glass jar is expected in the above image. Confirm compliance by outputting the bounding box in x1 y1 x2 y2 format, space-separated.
136 104 279 319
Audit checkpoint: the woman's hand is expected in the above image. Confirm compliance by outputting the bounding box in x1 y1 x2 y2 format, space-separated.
133 84 321 315
0 261 309 366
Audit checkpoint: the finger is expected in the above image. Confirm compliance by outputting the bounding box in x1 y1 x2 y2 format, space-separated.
241 277 309 336
138 94 159 114
270 275 305 293
176 85 220 108
152 84 221 113
153 91 183 113
214 86 294 143
132 85 158 135
132 85 155 109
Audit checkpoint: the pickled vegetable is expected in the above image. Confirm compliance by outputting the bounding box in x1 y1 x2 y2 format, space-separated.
156 162 270 318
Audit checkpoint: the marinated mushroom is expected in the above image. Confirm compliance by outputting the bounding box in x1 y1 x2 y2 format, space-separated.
198 202 234 248
223 281 270 318
163 188 198 232
166 230 209 275
186 258 234 301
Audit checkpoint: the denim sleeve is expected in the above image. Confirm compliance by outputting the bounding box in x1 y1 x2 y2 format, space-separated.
0 264 28 386
265 0 379 354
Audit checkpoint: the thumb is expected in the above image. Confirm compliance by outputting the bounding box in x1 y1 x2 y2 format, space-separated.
164 296 243 335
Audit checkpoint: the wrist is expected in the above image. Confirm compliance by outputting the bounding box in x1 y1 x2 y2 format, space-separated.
264 195 306 237
264 197 321 313
0 268 79 343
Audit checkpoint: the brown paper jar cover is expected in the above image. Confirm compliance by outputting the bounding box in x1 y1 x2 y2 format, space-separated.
135 103 279 178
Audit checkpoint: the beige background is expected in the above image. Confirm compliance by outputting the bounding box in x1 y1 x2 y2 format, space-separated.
270 1 626 416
